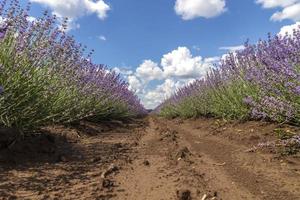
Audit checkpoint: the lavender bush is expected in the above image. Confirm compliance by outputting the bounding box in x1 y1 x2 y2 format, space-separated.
0 0 146 131
158 31 300 125
247 134 300 155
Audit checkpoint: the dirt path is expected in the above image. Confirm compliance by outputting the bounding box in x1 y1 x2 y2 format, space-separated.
0 117 299 200
115 117 300 200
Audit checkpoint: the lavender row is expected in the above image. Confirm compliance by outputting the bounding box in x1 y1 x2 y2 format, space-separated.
0 0 146 131
158 30 300 125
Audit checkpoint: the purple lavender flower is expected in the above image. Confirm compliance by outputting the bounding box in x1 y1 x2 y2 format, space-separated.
294 86 300 95
243 96 254 106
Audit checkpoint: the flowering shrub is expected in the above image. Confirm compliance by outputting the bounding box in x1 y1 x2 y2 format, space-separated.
0 0 146 131
158 32 300 125
248 135 300 155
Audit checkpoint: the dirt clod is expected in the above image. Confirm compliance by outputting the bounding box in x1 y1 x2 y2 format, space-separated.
101 164 119 178
213 191 218 197
91 157 102 163
143 160 150 166
176 147 192 159
177 189 192 200
102 179 114 188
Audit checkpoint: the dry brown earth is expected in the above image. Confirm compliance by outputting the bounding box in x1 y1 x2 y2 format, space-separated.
0 117 299 200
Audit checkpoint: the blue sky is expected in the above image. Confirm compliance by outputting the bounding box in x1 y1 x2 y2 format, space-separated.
21 0 300 108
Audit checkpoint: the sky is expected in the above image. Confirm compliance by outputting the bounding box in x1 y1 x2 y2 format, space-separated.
20 0 300 108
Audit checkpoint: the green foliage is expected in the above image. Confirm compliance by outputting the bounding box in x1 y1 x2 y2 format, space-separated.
160 79 260 120
274 129 295 140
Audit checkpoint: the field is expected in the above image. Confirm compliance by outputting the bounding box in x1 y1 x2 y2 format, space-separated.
0 1 300 200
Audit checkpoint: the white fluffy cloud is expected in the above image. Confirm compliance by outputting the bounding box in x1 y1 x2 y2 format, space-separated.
31 0 110 19
26 16 37 23
125 47 218 109
128 75 143 93
141 78 197 109
134 47 215 83
161 47 213 78
143 79 183 109
99 35 107 41
271 3 300 21
219 45 245 52
30 0 110 30
136 60 163 82
278 22 300 36
256 0 300 22
175 0 226 20
113 67 133 76
256 0 298 8
257 1 300 37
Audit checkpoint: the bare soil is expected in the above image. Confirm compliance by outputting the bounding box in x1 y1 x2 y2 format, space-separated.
0 117 299 200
